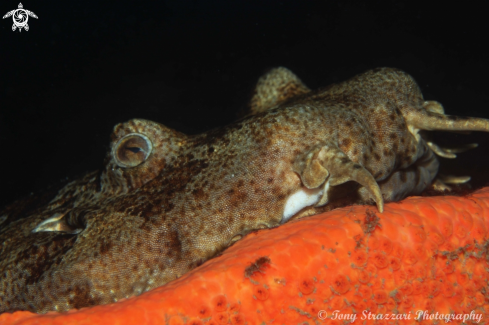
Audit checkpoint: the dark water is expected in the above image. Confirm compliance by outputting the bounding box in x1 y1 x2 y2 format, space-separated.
1 0 489 207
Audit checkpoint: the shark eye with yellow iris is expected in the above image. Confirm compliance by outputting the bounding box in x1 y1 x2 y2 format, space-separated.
113 133 153 168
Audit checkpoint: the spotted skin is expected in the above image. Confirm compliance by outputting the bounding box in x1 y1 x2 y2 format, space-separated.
1 67 488 314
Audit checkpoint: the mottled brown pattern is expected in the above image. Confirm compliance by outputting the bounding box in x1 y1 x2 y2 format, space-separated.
1 67 489 314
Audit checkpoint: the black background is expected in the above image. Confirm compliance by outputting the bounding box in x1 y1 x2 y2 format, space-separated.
1 0 489 207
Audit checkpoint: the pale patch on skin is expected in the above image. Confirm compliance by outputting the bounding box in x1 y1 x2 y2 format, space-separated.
2 67 489 314
282 185 326 223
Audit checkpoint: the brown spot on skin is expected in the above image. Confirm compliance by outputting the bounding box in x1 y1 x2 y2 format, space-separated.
192 188 207 200
164 230 182 257
375 119 383 129
100 239 113 254
217 223 228 234
69 284 103 310
271 186 282 196
341 138 352 151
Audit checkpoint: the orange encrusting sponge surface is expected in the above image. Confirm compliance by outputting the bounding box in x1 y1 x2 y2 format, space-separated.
2 188 489 325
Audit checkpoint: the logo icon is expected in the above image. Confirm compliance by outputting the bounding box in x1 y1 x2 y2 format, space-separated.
3 3 37 32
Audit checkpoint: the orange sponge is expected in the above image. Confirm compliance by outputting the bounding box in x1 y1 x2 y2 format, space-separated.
2 188 489 325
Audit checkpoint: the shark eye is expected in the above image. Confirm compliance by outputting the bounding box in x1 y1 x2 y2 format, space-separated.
114 133 153 168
